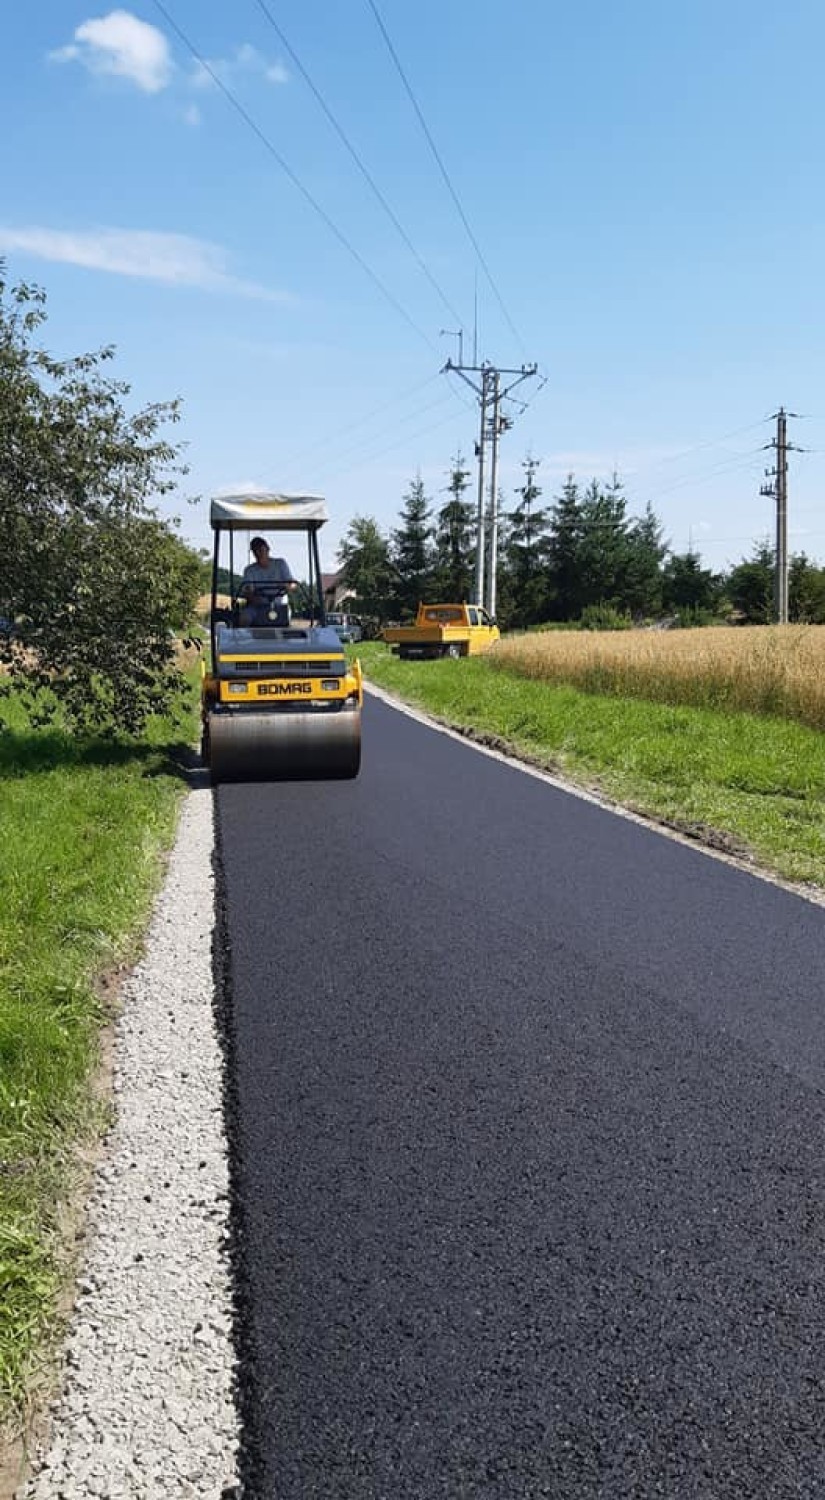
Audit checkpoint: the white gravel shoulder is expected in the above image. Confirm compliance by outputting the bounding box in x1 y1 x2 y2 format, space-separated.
20 785 239 1500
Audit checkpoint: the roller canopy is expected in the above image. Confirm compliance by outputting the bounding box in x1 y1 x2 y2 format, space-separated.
210 493 328 530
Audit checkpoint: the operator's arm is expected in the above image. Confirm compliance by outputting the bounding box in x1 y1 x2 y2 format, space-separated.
240 565 257 601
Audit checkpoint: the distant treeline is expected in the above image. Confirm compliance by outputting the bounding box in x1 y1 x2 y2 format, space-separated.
336 457 825 629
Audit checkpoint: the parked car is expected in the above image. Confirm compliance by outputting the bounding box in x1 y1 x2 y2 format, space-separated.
326 612 363 644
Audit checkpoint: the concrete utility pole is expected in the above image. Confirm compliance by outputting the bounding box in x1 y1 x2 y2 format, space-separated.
444 357 539 611
473 366 494 609
775 408 788 625
760 408 801 625
486 371 501 616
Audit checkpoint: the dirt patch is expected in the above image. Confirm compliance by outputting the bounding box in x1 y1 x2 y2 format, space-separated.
651 817 754 860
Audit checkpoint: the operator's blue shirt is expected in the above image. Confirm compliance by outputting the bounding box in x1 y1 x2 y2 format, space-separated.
242 559 293 593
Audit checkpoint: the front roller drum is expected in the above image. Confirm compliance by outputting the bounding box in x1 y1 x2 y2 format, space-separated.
206 706 361 783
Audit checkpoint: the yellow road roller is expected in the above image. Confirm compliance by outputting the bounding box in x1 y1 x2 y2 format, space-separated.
201 493 363 782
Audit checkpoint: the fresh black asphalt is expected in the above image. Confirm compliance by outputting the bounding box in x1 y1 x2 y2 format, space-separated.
216 692 825 1498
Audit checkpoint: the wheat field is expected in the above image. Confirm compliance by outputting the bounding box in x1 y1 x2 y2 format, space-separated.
494 626 825 731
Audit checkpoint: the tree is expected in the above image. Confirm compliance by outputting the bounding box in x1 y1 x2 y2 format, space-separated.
500 454 551 627
433 452 474 602
789 552 825 624
391 473 435 617
545 473 668 621
337 515 395 622
725 540 774 624
0 270 198 734
622 501 668 618
572 474 632 616
662 551 721 618
546 474 585 620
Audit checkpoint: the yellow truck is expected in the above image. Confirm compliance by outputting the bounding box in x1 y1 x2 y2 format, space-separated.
383 603 500 660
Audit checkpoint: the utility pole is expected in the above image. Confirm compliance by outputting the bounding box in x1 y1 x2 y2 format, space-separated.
760 408 801 624
486 374 517 619
473 368 492 607
776 407 788 625
444 357 539 610
486 371 501 617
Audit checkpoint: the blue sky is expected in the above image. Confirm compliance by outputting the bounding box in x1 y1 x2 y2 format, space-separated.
3 0 825 576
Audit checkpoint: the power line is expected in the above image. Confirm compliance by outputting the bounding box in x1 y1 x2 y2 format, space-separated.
639 450 765 503
247 372 474 494
301 390 459 477
316 406 468 483
151 0 438 352
443 368 478 413
676 529 825 546
534 452 764 509
505 373 549 419
251 0 468 330
366 0 527 356
251 373 441 485
623 419 771 480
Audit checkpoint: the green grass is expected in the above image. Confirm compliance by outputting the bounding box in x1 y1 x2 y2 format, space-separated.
360 644 825 889
0 677 199 1424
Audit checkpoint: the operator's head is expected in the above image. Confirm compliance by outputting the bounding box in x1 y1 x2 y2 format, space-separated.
250 536 270 560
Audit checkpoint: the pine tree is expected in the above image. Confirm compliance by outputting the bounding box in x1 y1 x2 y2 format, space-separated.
576 473 631 613
391 473 435 618
434 452 474 601
789 553 825 623
546 474 585 620
501 453 550 626
662 551 721 618
622 501 668 618
338 515 394 623
546 472 668 621
725 540 775 623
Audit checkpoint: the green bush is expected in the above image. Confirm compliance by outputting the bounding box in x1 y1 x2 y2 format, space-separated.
579 602 632 631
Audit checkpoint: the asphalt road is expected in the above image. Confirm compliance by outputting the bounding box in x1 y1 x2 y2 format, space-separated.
216 692 825 1499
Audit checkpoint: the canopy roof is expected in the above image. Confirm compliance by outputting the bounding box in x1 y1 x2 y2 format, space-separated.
210 493 328 531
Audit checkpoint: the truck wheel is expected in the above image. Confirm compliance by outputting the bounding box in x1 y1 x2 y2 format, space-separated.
445 643 461 659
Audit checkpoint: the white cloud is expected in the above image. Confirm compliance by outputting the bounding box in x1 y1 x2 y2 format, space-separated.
190 43 288 90
182 102 201 127
51 10 172 94
0 227 290 303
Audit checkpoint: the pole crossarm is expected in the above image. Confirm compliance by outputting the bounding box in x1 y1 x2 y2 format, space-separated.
442 359 484 398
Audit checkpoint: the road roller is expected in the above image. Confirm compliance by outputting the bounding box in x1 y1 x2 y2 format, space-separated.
201 493 363 782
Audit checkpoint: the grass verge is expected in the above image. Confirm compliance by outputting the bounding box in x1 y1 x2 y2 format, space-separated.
359 644 825 890
0 675 200 1433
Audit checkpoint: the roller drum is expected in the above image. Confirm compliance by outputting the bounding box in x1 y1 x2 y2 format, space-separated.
207 706 360 783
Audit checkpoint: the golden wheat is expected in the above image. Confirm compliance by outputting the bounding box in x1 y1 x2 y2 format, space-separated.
494 625 825 731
